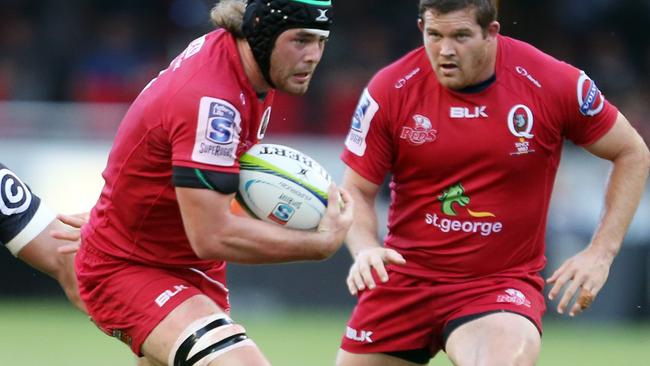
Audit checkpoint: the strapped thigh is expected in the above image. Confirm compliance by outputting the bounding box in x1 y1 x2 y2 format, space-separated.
169 313 254 366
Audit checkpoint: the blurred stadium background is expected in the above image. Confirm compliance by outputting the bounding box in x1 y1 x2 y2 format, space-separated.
1 0 648 364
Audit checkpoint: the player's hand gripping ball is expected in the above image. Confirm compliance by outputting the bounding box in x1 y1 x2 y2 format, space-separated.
237 143 333 230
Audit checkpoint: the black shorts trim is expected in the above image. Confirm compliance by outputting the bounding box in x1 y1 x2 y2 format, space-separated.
442 309 541 350
383 348 431 364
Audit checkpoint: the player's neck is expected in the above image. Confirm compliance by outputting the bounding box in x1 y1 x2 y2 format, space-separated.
236 38 271 94
471 36 498 87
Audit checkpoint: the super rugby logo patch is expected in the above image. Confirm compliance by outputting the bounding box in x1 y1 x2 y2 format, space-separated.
0 168 32 216
192 97 242 166
345 88 379 157
577 72 605 116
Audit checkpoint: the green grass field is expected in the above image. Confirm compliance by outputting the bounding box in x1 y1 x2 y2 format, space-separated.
0 300 648 365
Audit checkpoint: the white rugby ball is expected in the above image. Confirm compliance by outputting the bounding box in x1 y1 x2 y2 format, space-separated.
237 143 332 230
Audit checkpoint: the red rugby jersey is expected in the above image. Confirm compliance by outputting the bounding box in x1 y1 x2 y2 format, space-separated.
83 29 274 268
342 35 617 281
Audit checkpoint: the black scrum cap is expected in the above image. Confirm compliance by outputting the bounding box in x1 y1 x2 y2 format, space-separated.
242 0 333 87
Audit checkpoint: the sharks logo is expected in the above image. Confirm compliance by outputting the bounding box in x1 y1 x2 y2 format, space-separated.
0 168 32 216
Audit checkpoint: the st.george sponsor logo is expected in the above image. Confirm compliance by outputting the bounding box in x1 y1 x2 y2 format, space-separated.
424 183 503 237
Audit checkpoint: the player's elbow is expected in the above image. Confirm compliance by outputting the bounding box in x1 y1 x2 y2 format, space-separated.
186 223 239 260
314 243 338 261
639 141 650 176
188 235 222 260
629 135 650 178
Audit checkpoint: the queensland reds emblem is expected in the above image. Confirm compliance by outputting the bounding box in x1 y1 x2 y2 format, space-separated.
0 168 32 216
400 114 437 146
507 104 534 139
577 72 605 116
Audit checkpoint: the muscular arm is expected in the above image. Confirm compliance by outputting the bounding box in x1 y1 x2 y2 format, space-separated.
582 112 650 258
341 167 405 295
548 112 650 315
175 184 352 264
16 219 85 312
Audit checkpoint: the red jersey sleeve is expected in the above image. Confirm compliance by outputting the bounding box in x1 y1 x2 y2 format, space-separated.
549 62 618 146
341 78 395 185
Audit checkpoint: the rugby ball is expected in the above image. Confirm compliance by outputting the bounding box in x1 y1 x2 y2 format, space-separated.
237 143 332 230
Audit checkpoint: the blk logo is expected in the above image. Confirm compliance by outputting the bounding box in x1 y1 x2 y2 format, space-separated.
450 106 488 119
155 285 189 307
346 326 373 343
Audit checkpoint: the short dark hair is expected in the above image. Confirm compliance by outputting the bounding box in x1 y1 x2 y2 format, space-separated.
418 0 497 31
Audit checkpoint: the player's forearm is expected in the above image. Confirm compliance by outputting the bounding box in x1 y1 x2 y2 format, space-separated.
589 140 650 260
344 191 381 258
191 215 339 263
56 253 87 312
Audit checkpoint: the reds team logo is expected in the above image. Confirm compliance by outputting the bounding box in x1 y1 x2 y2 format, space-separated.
497 288 532 308
400 114 437 145
577 72 605 116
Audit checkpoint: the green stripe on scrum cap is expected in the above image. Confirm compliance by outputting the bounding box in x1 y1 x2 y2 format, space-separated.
239 152 329 203
292 0 332 6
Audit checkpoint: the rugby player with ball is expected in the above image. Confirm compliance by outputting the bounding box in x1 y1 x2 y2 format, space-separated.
73 1 353 365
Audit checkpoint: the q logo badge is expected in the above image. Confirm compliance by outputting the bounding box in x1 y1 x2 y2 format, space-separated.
507 104 534 139
0 168 32 216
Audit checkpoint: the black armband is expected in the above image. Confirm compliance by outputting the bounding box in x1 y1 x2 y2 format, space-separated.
172 166 239 194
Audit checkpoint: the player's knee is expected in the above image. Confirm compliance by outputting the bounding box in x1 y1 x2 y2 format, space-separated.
168 314 254 366
477 335 540 366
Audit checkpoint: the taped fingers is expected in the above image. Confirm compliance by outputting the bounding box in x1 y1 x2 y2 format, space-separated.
169 314 255 366
577 288 594 310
